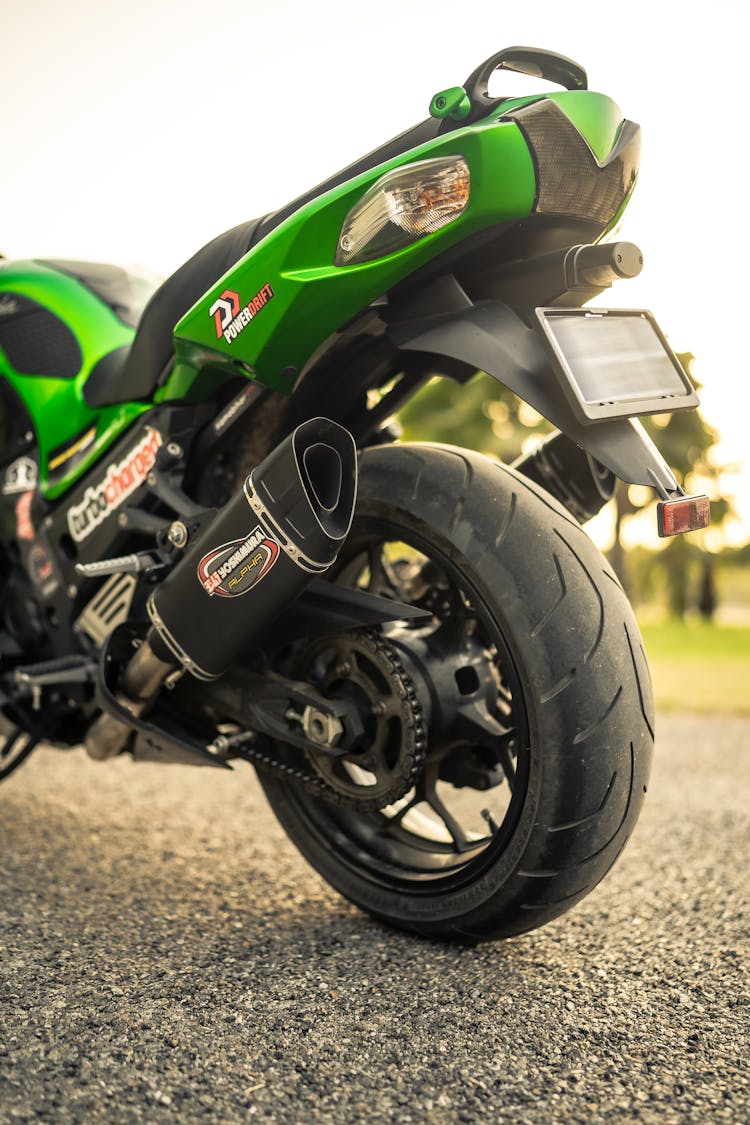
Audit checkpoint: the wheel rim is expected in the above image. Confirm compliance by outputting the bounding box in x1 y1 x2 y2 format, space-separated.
283 515 532 895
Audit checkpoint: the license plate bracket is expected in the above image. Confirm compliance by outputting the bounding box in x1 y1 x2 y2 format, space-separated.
534 307 699 424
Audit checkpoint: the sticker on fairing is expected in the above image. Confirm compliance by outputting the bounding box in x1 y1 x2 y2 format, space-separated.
197 525 279 597
28 543 58 598
67 427 162 543
47 425 97 484
15 490 34 541
3 455 37 495
209 283 275 345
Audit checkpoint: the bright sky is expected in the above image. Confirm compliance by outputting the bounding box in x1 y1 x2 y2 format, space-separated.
2 0 748 543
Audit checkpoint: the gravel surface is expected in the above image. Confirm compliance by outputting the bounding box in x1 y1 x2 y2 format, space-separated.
1 714 747 1124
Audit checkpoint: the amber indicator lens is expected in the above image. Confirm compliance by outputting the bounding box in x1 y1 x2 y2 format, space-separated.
657 495 711 538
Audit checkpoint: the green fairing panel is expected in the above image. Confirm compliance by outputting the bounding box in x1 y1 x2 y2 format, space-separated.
167 117 537 396
168 91 627 397
0 260 150 499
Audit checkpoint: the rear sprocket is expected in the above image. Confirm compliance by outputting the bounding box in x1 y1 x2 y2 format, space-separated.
292 629 427 808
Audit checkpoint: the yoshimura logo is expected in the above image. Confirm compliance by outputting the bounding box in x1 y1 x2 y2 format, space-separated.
198 525 279 597
209 283 275 345
67 427 163 542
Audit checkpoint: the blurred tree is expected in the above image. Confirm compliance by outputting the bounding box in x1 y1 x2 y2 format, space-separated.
698 555 718 620
398 371 553 461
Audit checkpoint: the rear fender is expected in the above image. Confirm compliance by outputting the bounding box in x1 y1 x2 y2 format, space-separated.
388 299 678 493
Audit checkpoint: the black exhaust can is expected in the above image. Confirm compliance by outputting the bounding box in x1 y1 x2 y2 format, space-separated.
147 417 357 680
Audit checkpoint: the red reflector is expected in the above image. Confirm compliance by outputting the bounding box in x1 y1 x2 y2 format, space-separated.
657 495 711 538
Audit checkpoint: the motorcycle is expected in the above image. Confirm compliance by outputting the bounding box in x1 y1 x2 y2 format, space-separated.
0 47 709 941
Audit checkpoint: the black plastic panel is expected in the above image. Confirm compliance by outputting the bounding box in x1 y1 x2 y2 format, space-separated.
0 294 82 378
82 345 133 407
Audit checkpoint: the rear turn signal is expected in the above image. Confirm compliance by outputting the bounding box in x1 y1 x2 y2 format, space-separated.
656 495 711 538
335 156 470 266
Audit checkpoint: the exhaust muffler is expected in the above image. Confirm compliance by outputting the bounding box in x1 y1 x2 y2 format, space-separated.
85 417 357 760
148 416 357 679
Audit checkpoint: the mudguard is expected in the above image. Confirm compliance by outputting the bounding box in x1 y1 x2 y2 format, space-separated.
388 298 679 493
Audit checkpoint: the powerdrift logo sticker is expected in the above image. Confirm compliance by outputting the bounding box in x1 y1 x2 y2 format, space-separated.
198 525 279 597
209 284 275 345
67 428 163 543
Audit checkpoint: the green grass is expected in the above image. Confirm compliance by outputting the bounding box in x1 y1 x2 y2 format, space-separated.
639 621 750 716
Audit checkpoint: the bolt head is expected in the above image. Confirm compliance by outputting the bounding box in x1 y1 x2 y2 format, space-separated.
167 522 188 549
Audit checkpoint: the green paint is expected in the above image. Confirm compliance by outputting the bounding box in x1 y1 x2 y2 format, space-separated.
429 86 472 121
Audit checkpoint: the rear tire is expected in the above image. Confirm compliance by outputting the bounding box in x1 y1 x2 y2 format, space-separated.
259 443 654 941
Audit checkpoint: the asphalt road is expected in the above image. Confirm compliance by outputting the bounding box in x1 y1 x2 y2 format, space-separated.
1 714 747 1124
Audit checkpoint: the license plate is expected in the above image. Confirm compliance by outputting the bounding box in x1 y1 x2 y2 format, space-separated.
534 308 699 424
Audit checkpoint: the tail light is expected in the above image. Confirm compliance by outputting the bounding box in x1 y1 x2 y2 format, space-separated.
507 99 640 230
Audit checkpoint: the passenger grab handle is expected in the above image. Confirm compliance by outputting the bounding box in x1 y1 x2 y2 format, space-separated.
463 46 588 116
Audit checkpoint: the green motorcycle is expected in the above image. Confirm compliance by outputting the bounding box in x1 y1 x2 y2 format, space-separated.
0 47 709 941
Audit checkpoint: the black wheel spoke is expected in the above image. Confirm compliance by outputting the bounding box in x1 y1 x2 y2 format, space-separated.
430 606 476 649
455 703 515 752
453 710 518 794
417 767 472 853
366 543 402 599
425 788 472 853
384 791 420 828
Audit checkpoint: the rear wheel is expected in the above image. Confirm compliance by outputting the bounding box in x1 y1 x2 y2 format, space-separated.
259 443 654 941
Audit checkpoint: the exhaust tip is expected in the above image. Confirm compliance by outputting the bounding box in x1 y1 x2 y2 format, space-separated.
303 442 343 513
294 420 356 542
253 418 357 549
